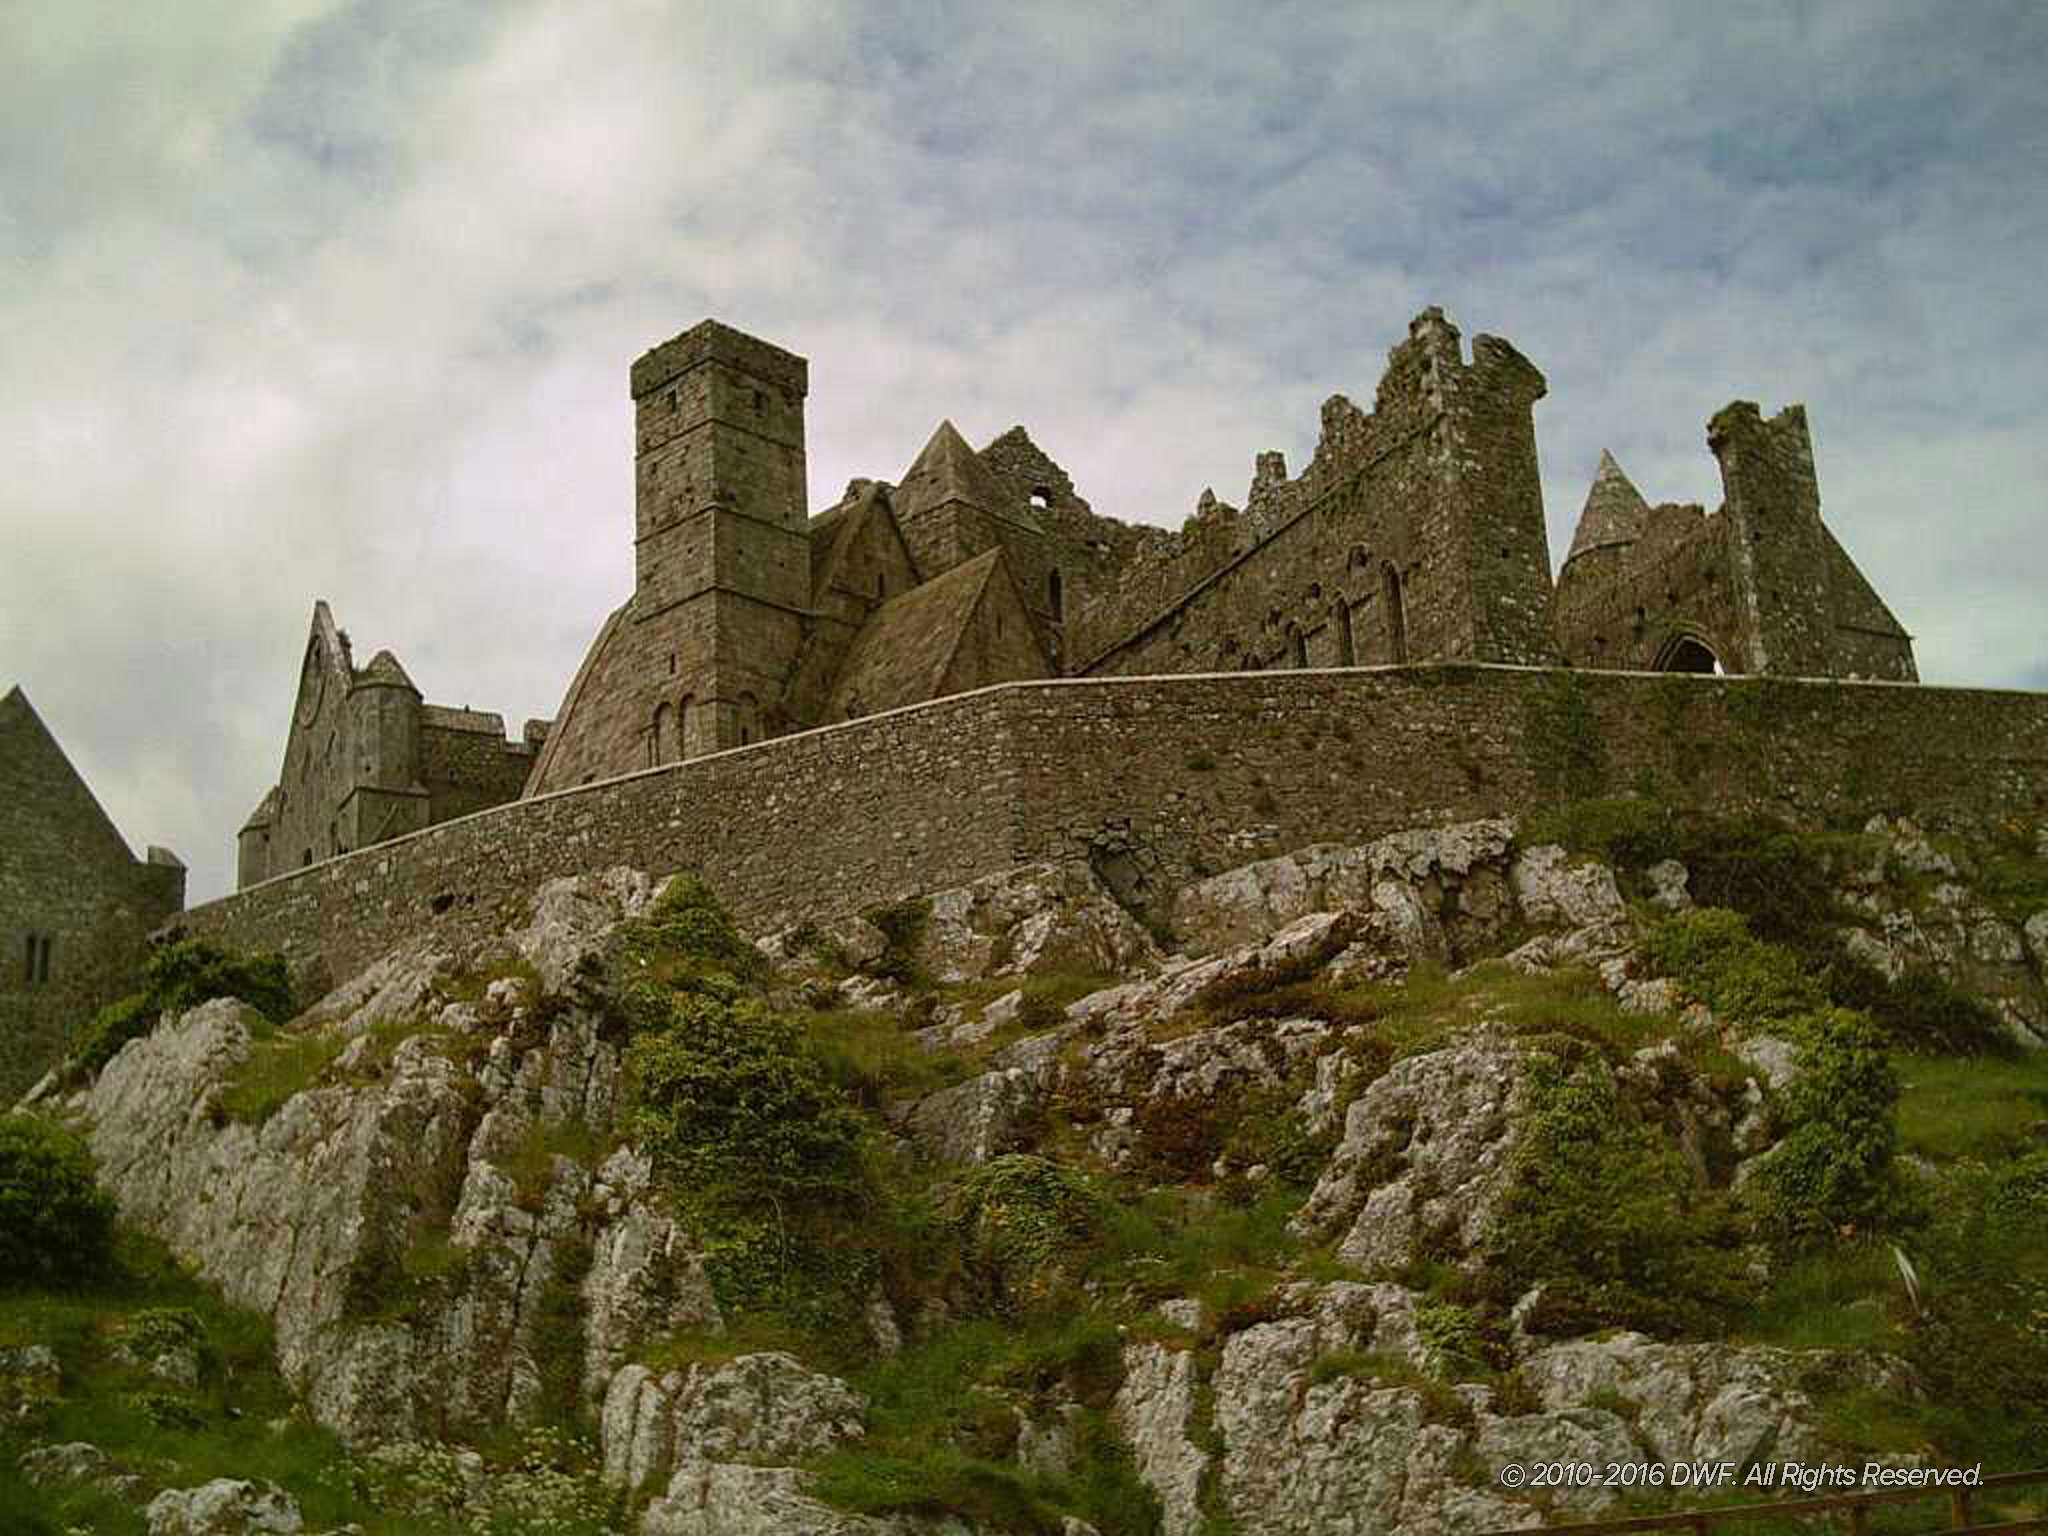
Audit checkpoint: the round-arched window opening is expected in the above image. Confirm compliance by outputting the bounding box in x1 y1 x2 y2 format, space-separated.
1030 487 1054 511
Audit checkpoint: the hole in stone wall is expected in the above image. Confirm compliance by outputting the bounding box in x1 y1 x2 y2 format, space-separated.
1030 487 1053 510
430 892 456 915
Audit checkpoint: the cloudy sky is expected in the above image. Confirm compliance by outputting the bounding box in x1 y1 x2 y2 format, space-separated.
4 1 2045 903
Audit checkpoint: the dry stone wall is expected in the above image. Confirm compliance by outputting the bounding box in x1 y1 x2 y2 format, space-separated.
170 666 2048 994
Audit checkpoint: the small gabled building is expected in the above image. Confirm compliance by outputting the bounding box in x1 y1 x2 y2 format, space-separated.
0 686 186 1098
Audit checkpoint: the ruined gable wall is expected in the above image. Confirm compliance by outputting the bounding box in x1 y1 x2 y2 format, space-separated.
977 428 1179 637
0 697 184 1098
172 667 2048 996
259 625 376 878
1555 515 1748 672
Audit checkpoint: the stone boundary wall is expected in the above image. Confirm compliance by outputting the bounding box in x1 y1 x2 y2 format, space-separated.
170 666 2048 994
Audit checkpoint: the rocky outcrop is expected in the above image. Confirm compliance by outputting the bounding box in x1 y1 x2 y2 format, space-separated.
918 862 1160 984
144 1479 303 1535
601 1353 865 1498
1173 820 1517 960
1296 1036 1534 1275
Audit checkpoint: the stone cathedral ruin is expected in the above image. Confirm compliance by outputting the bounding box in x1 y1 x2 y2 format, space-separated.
230 306 1915 889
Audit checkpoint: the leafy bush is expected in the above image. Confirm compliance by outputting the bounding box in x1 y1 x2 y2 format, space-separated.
68 937 294 1078
1641 908 1825 1030
629 995 866 1209
1481 1055 1750 1336
67 992 161 1079
863 897 932 986
147 937 294 1020
1905 1156 2048 1467
616 872 768 1000
953 1155 1102 1311
1523 795 1677 867
0 1114 115 1287
1747 1008 1902 1238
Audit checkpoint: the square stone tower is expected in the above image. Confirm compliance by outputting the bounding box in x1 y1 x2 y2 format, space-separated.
630 321 811 756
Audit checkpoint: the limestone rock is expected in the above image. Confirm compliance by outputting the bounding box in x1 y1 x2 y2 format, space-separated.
1112 1343 1209 1536
903 1062 1051 1164
1069 911 1349 1030
0 1343 60 1424
1172 820 1516 958
1521 1333 1914 1470
145 1478 303 1535
1296 1036 1531 1275
512 866 659 993
1645 859 1693 912
600 1353 865 1497
2026 911 2048 977
919 861 1158 984
1509 845 1625 930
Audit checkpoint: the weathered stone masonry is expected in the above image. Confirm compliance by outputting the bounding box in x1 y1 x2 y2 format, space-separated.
171 666 2048 994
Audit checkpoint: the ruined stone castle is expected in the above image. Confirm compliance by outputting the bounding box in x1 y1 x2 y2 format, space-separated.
233 306 1916 890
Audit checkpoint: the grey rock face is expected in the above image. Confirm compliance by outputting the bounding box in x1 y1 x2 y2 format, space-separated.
918 861 1159 983
1296 1036 1532 1275
74 871 703 1450
1112 1343 1209 1536
144 1478 303 1535
601 1352 865 1499
1173 820 1517 959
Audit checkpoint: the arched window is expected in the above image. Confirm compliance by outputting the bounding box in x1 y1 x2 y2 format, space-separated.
736 692 761 746
1334 597 1356 666
1655 634 1721 674
1382 564 1409 663
1030 486 1054 511
1048 569 1064 621
1288 624 1308 668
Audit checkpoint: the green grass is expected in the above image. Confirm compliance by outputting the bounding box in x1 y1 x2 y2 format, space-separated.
804 1310 1159 1535
1739 1239 1906 1352
217 1024 349 1124
0 1233 398 1533
1895 1051 2048 1164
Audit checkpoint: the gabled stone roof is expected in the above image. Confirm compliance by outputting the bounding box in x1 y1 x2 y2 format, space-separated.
825 548 1008 719
1566 451 1652 563
892 420 1039 532
1 685 142 865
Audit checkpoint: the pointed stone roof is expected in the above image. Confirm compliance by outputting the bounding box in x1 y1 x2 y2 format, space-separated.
893 420 1034 530
0 685 141 865
353 648 419 692
1566 451 1652 563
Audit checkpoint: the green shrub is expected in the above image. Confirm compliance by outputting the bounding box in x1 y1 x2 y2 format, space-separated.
1481 1055 1750 1336
1641 908 1825 1031
1523 796 1677 867
67 992 161 1078
68 937 293 1079
630 994 865 1208
863 898 932 986
1748 1009 1901 1239
953 1155 1102 1311
147 937 293 1020
617 872 768 999
1822 951 2012 1057
1905 1156 2048 1466
0 1113 115 1288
